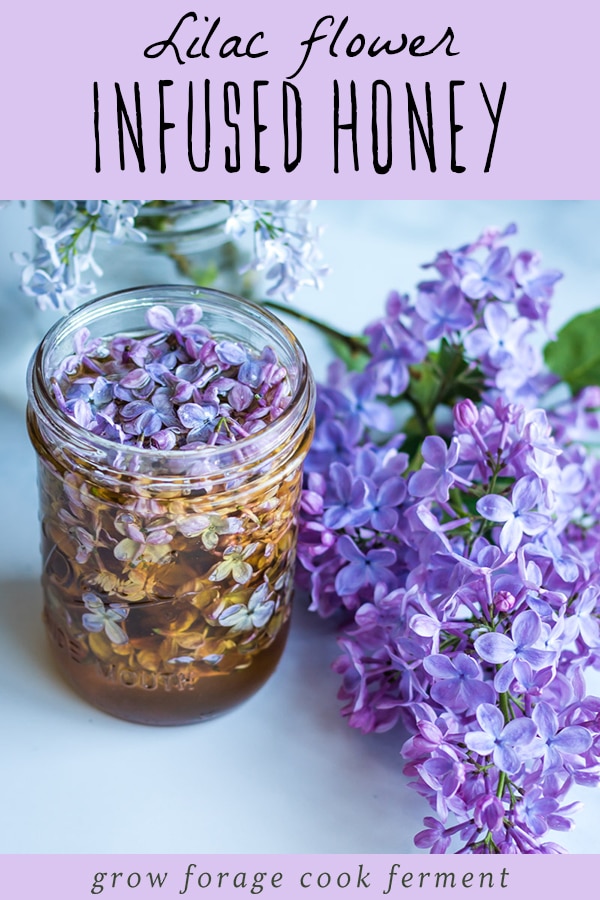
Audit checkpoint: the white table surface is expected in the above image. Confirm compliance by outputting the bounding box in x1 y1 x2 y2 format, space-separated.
1 200 600 854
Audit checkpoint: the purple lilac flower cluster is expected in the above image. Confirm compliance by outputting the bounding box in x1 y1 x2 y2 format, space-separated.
297 225 600 853
12 200 328 312
52 303 291 450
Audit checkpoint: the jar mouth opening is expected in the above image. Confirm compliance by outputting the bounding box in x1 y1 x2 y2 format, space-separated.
28 285 315 470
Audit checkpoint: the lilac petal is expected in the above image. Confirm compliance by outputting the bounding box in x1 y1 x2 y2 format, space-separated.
477 494 513 523
215 341 247 366
522 648 555 669
81 614 104 633
493 662 515 694
476 702 504 737
453 653 480 678
178 402 217 429
430 681 461 709
367 547 396 567
475 631 515 664
494 743 521 774
533 702 558 740
485 246 511 278
410 615 440 638
121 400 152 420
335 562 363 596
421 435 448 468
464 327 492 358
371 508 398 532
423 655 457 679
229 383 254 412
146 529 172 545
553 726 592 755
120 368 151 390
146 305 176 332
250 601 275 628
104 619 128 645
580 616 600 647
175 304 202 327
512 609 542 647
137 410 163 436
499 517 523 553
503 717 537 747
512 477 539 511
377 477 406 507
409 468 442 499
463 678 496 707
337 535 365 564
461 273 488 300
465 731 495 756
483 301 510 338
519 512 548 536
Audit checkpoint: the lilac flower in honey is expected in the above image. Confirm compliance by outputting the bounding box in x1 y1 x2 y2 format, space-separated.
209 543 258 585
177 513 243 550
218 582 275 633
177 401 220 443
465 704 537 774
113 515 173 565
81 593 129 645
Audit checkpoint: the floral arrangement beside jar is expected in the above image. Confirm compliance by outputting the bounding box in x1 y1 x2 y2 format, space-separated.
289 224 600 854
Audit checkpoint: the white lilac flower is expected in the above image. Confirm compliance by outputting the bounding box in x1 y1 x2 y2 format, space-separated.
177 513 243 550
12 200 328 312
81 593 129 645
209 543 258 585
217 582 275 633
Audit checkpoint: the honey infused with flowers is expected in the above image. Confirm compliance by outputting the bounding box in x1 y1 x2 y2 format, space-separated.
27 287 315 725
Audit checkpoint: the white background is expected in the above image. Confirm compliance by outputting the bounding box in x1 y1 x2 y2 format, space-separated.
1 200 599 853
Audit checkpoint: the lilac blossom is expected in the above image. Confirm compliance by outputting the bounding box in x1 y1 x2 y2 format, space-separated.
334 536 396 596
476 478 548 553
465 704 537 774
423 653 495 711
295 224 600 854
50 303 294 452
531 702 592 772
81 593 129 645
13 200 329 312
409 435 467 503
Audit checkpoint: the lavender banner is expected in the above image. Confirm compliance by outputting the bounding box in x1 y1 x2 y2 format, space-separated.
1 854 597 899
0 0 598 196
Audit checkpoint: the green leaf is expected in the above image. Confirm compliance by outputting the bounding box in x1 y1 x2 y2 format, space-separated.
407 361 440 412
544 309 600 394
326 334 370 372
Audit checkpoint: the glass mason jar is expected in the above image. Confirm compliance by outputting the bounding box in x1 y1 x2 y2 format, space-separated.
27 286 315 725
4 202 259 411
35 201 259 302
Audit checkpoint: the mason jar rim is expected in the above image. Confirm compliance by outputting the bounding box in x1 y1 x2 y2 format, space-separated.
27 285 315 479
